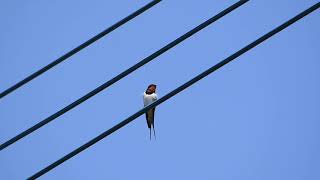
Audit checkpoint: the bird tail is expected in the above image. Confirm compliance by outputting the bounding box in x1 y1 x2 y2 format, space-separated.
146 108 156 140
149 128 151 140
152 125 156 140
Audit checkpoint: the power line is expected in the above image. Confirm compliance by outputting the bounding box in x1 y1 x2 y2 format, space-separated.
27 2 320 179
0 0 248 151
0 0 161 99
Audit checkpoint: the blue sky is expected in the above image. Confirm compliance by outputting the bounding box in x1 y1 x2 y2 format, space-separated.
0 0 319 179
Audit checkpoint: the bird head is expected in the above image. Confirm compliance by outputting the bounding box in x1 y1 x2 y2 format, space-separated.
146 84 156 94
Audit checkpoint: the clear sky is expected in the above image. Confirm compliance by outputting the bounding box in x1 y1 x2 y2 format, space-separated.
0 0 319 179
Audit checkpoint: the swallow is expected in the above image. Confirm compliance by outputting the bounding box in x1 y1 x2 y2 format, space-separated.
143 84 157 140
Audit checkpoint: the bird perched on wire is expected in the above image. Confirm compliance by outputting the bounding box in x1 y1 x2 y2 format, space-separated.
143 84 157 140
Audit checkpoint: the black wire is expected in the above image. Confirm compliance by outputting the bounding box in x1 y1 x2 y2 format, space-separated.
0 0 161 99
28 2 320 179
0 0 248 151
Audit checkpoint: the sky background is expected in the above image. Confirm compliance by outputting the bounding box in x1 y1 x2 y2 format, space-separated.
0 0 319 179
